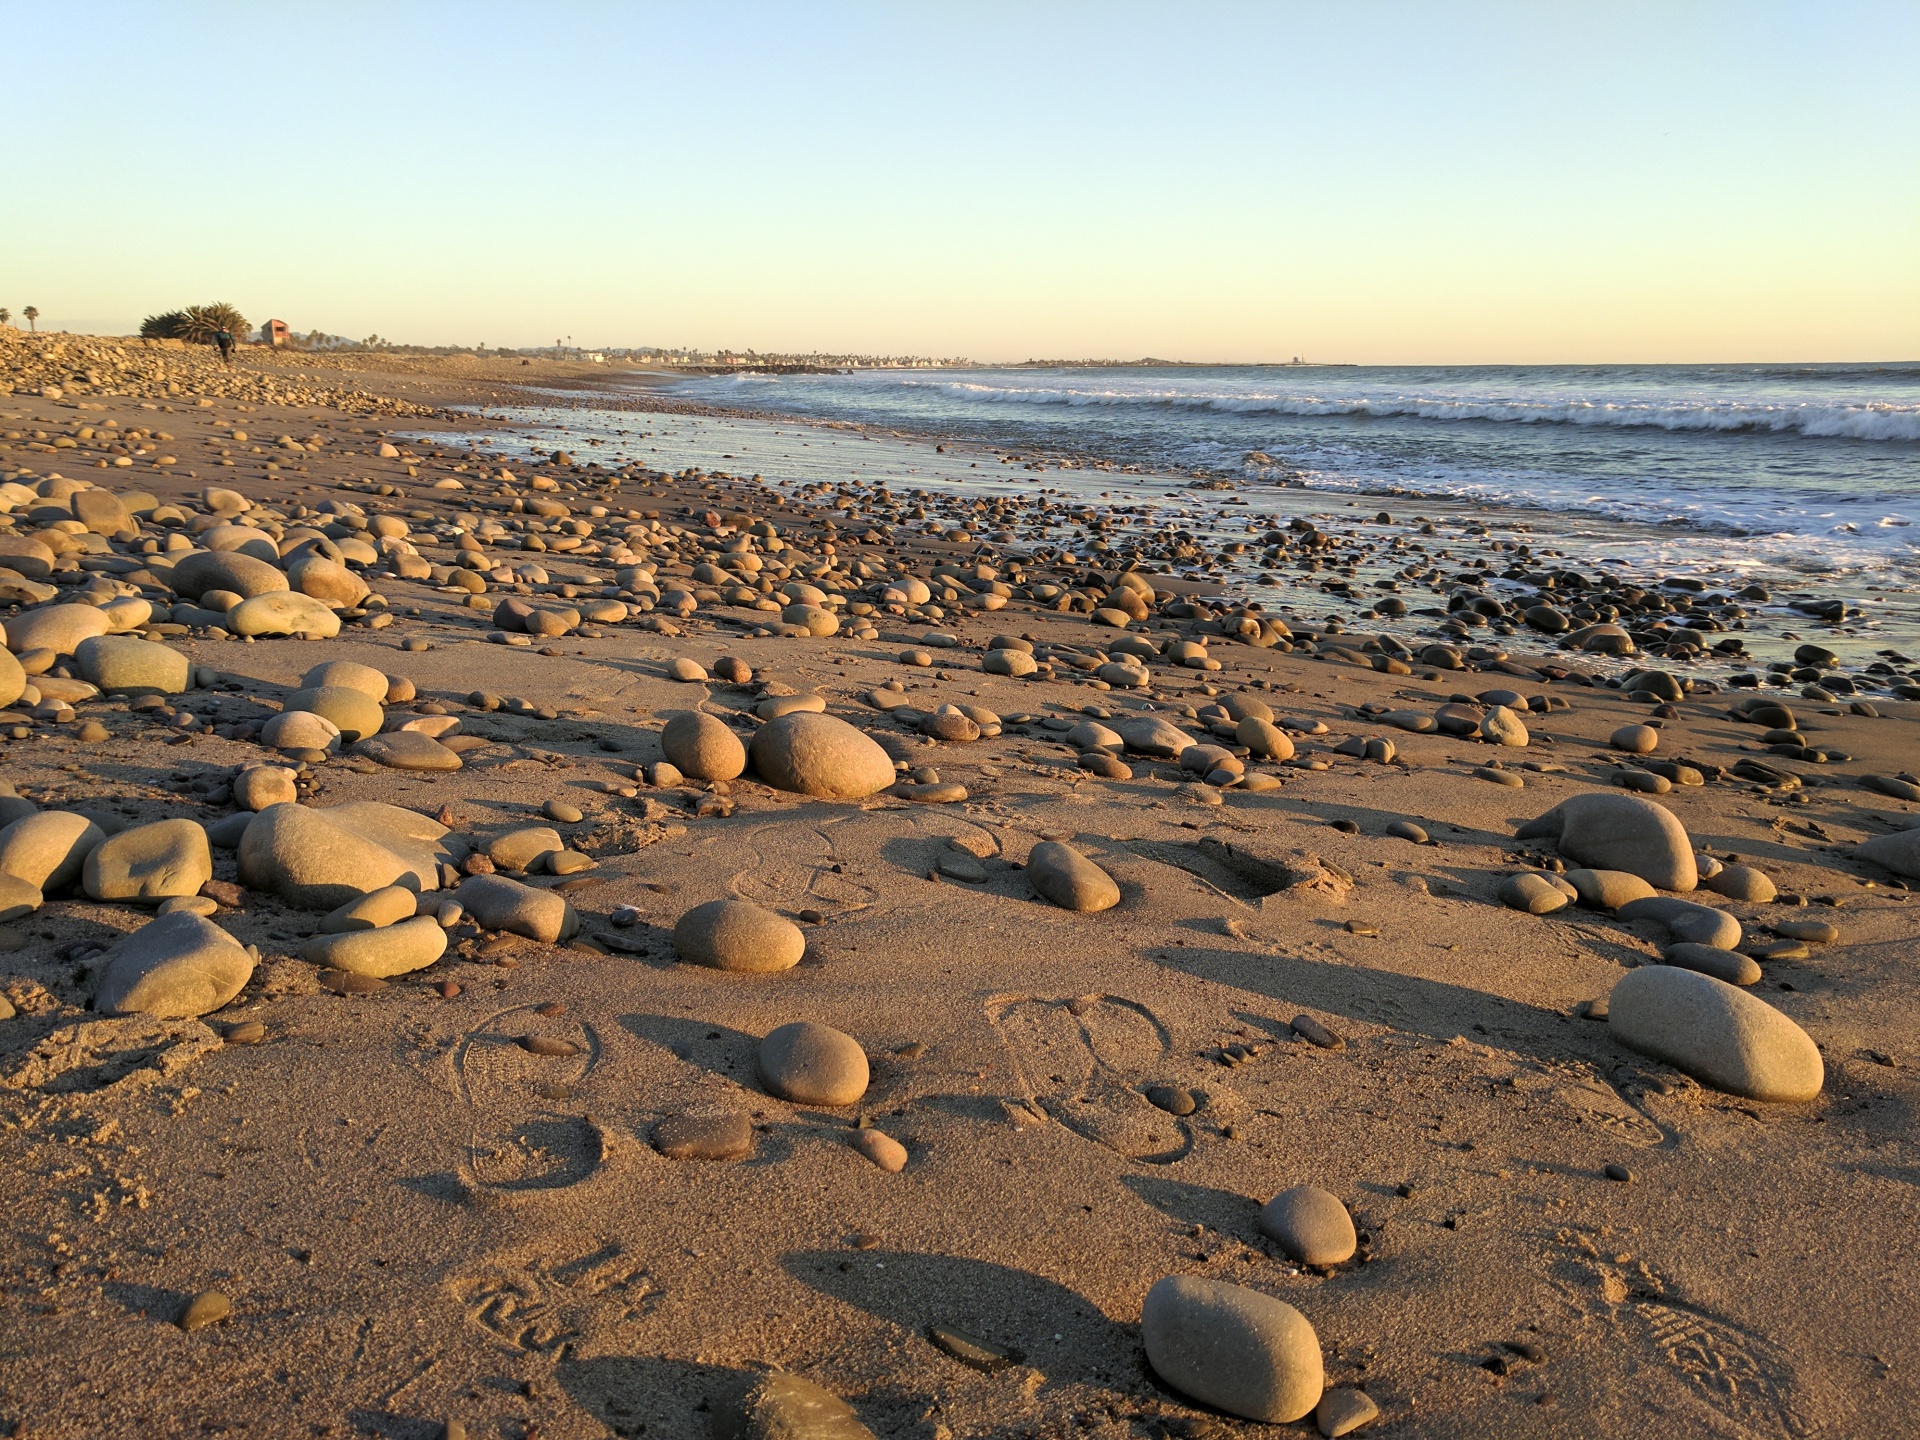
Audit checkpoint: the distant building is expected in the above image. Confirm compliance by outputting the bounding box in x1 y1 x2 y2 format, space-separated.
263 319 291 347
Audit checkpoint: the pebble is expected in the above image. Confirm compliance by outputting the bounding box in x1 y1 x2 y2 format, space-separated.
1475 766 1524 787
750 712 897 799
82 818 212 903
158 894 219 918
357 730 463 771
233 765 299 811
284 684 384 744
662 710 748 780
853 1128 908 1172
1118 715 1196 757
1564 868 1656 910
302 915 448 978
1516 792 1697 892
1385 820 1427 844
223 1020 266 1045
1775 919 1838 944
1703 862 1776 903
1316 1388 1380 1437
1610 966 1822 1102
1479 706 1529 747
1854 827 1920 881
713 1372 876 1440
672 898 806 973
1259 1184 1357 1265
668 657 708 682
1610 723 1660 754
1145 1084 1198 1116
1604 1163 1633 1183
1661 943 1762 986
1141 1275 1324 1423
489 826 565 872
652 1110 753 1161
1025 840 1121 912
260 708 341 752
227 591 341 639
300 660 391 700
180 1290 231 1333
93 911 255 1018
454 874 580 944
1291 1014 1345 1050
759 1021 870 1106
1501 871 1570 915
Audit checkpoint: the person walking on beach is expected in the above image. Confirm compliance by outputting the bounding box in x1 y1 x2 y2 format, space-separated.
215 329 234 366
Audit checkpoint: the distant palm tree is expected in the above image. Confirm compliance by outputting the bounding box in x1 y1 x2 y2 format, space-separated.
0 309 9 326
23 306 38 332
179 302 248 345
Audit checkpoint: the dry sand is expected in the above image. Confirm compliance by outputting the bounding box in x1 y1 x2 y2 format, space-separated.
0 332 1916 1439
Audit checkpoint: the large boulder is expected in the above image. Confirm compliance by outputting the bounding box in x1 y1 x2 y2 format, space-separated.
1856 828 1920 881
282 685 383 743
0 811 105 892
82 818 213 903
1609 966 1822 1102
750 712 895 799
0 648 25 709
1141 1275 1323 1423
300 660 390 700
1118 716 1197 758
672 899 805 973
1515 793 1696 891
92 912 253 1018
227 592 341 639
4 603 111 656
168 549 289 601
75 635 191 695
662 711 747 781
453 873 578 944
238 802 443 910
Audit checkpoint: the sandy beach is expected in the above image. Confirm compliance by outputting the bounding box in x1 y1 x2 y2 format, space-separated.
1 331 1917 1440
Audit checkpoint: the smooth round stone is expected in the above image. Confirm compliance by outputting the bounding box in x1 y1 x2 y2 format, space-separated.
759 1021 869 1107
1564 868 1656 910
1609 965 1822 1102
756 694 828 721
1026 840 1121 913
72 486 135 535
1259 1185 1357 1266
0 811 105 892
1079 752 1132 780
1118 715 1196 757
261 708 341 751
1776 919 1839 944
284 685 383 743
238 803 439 911
921 709 980 742
320 885 419 933
93 912 254 1018
896 781 969 803
651 1110 753 1161
1516 793 1697 892
853 1128 908 1172
1067 720 1123 751
158 894 219 918
98 597 153 634
542 799 584 824
1501 871 1569 915
74 635 189 695
983 648 1037 677
714 1373 876 1440
668 657 708 682
662 711 747 781
1382 709 1434 734
1475 766 1524 787
4 603 111 657
1618 896 1742 950
453 873 579 944
1611 723 1660 754
1237 717 1294 760
781 603 839 636
1480 705 1529 747
1316 1387 1381 1438
227 592 341 639
289 555 368 607
546 849 592 875
488 826 564 872
233 765 298 811
83 818 212 903
300 660 390 701
1662 944 1762 986
1224 693 1275 722
0 648 24 709
1141 1275 1323 1424
673 898 805 973
1703 862 1777 903
1856 827 1920 880
179 1290 232 1334
1181 743 1241 777
0 872 43 923
302 915 447 977
750 712 896 799
1385 820 1427 844
356 730 462 771
169 549 288 599
1146 1084 1198 1116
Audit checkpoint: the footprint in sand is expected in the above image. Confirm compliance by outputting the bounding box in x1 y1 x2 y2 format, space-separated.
1551 1075 1666 1149
1628 1300 1815 1438
729 821 877 915
454 1242 657 1353
453 1006 609 1200
987 993 1193 1163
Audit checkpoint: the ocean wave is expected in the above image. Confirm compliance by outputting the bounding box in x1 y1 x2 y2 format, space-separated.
903 380 1920 442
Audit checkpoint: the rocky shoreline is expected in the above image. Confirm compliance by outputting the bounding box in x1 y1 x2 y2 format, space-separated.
1 334 1916 1438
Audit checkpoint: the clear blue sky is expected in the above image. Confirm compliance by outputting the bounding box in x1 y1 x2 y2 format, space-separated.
6 2 1915 363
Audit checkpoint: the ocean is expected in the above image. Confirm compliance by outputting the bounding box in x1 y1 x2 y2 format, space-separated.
664 363 1920 583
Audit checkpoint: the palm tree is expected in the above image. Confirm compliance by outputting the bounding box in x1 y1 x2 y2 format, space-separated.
0 309 9 327
179 303 248 345
23 306 38 332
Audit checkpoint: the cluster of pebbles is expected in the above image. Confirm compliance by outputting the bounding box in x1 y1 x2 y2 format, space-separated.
1 343 1916 1438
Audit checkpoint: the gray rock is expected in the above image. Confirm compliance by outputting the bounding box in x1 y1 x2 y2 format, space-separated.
1618 896 1741 950
1026 840 1121 913
300 660 391 699
238 803 439 911
750 712 896 799
82 818 212 903
454 873 579 944
168 549 289 600
673 899 805 973
1661 944 1762 986
260 709 340 752
232 765 298 811
1609 965 1822 1102
759 1021 869 1107
1855 827 1920 881
1141 1275 1324 1423
652 1110 754 1161
92 912 253 1018
488 826 565 872
226 592 341 639
0 871 43 922
1515 793 1697 892
74 635 190 695
283 684 383 743
1118 715 1196 757
1500 871 1569 914
1316 1387 1380 1437
1564 868 1656 910
1702 862 1777 903
356 730 462 771
1258 1184 1357 1266
320 886 419 932
301 915 447 977
1479 705 1528 747
3 603 112 656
